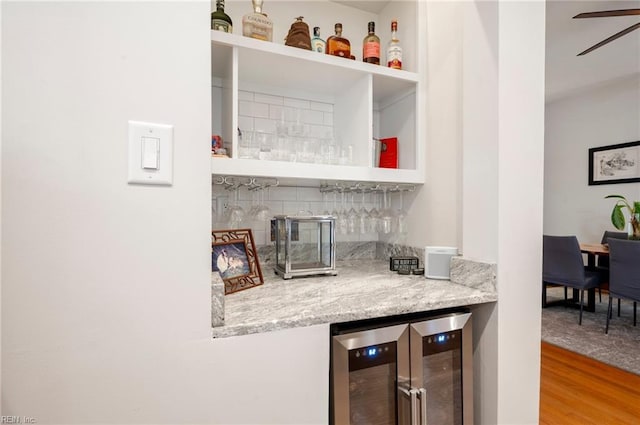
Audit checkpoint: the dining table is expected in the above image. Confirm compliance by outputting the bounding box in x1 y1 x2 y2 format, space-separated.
580 242 609 267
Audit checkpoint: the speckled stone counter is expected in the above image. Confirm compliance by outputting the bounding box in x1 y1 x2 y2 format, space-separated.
211 258 497 338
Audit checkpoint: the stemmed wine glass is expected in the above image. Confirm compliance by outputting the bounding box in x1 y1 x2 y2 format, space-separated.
333 191 347 235
347 190 359 234
396 189 408 235
226 185 245 229
252 186 271 223
358 190 371 234
379 186 395 235
368 188 381 233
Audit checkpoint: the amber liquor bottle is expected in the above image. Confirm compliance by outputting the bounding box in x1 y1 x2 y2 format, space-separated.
386 20 403 69
211 0 233 33
362 21 380 64
325 23 351 58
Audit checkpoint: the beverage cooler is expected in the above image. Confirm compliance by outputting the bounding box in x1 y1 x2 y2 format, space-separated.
330 310 473 425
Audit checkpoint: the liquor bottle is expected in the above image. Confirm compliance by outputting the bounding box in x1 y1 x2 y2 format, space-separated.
362 21 380 65
386 20 402 69
311 27 326 53
325 23 351 58
285 17 312 50
211 0 233 33
242 0 273 42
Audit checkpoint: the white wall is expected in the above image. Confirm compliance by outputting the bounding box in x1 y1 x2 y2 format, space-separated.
2 2 328 424
2 1 546 424
462 1 545 423
544 75 640 242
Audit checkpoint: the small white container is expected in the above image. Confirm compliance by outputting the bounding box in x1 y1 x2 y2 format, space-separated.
425 246 458 280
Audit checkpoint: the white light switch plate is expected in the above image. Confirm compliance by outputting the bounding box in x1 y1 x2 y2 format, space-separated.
128 120 173 185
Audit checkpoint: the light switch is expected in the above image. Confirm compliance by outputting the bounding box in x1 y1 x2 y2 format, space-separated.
128 121 173 185
142 136 160 169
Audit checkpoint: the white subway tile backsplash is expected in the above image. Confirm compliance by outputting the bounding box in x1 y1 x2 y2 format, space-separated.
309 101 333 112
297 187 323 201
212 181 382 246
323 112 334 126
252 102 270 119
269 105 283 121
238 116 254 132
302 109 324 125
284 98 310 109
254 118 276 134
276 187 299 201
282 106 297 123
239 100 253 116
308 125 332 138
283 201 306 215
254 93 284 105
238 90 254 101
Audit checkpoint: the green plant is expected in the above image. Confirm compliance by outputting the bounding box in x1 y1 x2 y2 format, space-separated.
605 194 640 239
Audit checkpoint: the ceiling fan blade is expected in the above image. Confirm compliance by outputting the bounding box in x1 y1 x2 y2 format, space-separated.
574 9 640 19
577 22 640 56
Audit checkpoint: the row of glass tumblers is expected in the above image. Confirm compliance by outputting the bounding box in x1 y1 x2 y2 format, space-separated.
238 130 353 165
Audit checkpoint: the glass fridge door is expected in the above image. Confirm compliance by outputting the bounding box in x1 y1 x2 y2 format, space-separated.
409 313 473 425
332 324 411 425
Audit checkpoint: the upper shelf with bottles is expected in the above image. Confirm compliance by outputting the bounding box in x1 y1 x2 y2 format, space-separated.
211 0 426 185
211 29 418 102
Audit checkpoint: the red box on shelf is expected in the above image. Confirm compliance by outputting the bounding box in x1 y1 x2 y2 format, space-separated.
378 137 398 168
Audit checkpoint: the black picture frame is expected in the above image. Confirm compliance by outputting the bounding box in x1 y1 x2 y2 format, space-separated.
588 141 640 185
212 228 263 295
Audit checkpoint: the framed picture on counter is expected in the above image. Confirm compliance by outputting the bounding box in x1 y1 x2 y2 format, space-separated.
589 141 640 185
212 228 263 295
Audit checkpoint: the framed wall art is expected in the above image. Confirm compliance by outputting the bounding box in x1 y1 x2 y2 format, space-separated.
212 228 263 295
589 141 640 185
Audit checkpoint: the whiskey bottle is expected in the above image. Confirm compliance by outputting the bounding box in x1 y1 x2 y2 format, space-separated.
362 21 380 65
211 0 233 33
311 27 326 53
326 23 351 58
386 20 402 69
242 0 273 42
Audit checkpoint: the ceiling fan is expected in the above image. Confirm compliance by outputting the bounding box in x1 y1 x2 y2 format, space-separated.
573 8 640 56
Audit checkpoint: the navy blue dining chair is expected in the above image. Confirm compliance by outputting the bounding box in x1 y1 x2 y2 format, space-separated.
543 235 604 325
605 238 640 334
595 231 628 302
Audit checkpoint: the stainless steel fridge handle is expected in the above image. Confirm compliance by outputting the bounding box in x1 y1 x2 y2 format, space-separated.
399 387 420 425
418 388 428 425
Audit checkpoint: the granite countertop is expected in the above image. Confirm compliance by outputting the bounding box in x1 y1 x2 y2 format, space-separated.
211 257 497 338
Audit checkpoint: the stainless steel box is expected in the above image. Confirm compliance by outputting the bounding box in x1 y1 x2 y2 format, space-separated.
274 215 337 279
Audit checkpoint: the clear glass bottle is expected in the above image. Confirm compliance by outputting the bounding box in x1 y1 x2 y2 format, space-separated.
326 23 351 58
362 21 380 65
242 0 273 42
211 0 233 33
311 27 326 53
386 19 403 69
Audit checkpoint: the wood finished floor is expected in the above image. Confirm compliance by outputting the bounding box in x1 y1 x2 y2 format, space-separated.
540 341 640 425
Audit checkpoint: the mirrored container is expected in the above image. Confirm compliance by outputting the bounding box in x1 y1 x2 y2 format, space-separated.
274 215 337 279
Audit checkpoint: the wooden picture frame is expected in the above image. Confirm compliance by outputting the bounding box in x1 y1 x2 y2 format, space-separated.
212 228 263 295
589 141 640 185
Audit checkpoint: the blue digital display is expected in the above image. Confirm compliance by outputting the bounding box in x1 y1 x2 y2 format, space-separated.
437 334 446 343
367 347 377 357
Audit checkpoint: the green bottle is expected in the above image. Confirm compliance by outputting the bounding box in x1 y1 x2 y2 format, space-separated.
211 0 233 33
